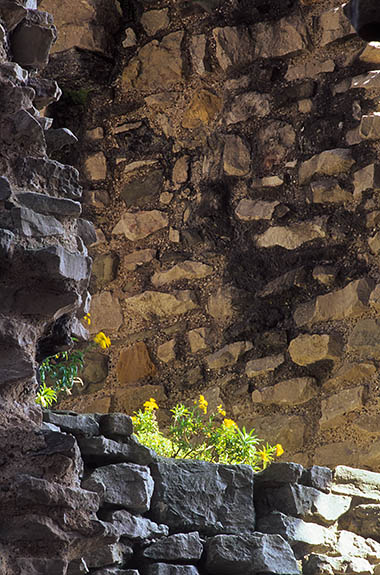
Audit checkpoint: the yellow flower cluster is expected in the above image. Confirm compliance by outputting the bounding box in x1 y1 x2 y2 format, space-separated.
275 443 284 457
217 404 226 417
93 331 111 349
223 418 237 429
198 395 208 414
83 313 91 326
144 398 159 411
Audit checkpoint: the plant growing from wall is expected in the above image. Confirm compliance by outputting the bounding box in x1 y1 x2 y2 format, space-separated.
132 396 284 470
36 317 111 408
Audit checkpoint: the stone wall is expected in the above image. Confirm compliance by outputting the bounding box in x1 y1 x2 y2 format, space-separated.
43 408 380 575
40 0 380 469
0 1 108 571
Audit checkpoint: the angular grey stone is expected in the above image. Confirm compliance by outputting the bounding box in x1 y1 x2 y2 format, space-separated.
106 509 168 541
0 176 11 200
83 463 154 513
144 566 199 575
28 77 62 109
302 466 332 494
257 512 335 557
11 206 65 237
32 245 91 282
16 192 82 217
0 229 15 258
257 484 351 525
11 10 56 69
100 413 134 440
332 465 380 501
67 558 89 575
43 412 100 437
143 532 203 562
0 1 27 31
84 543 125 569
254 462 304 487
91 570 138 575
336 529 380 562
303 553 373 575
77 218 97 246
121 169 164 207
206 533 299 574
16 558 68 575
78 435 155 466
45 128 78 152
150 460 255 535
17 156 82 199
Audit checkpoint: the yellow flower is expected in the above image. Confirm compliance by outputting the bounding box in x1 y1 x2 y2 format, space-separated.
258 449 270 463
275 443 284 457
131 416 137 424
83 313 91 326
223 418 237 429
217 404 226 417
144 398 158 411
94 331 111 349
198 395 208 415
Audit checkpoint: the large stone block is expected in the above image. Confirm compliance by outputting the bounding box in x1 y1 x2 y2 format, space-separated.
213 26 254 70
142 532 203 562
223 135 251 176
124 290 198 320
294 278 372 326
89 291 123 334
289 333 343 366
245 353 284 377
143 566 199 575
116 342 156 385
112 210 168 241
152 261 213 287
299 149 355 185
347 319 380 358
150 460 255 535
256 221 325 250
43 412 100 437
319 5 355 46
332 466 380 501
122 32 183 92
320 386 364 429
11 9 56 69
83 463 154 512
252 377 317 406
205 533 299 574
106 509 168 541
205 341 253 369
254 15 308 58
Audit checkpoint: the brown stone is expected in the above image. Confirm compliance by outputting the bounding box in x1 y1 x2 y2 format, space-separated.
314 442 358 469
116 342 156 385
213 26 254 70
190 34 206 76
324 362 376 393
122 31 183 92
312 265 337 287
141 9 169 36
245 353 284 377
359 114 380 140
226 92 271 125
319 6 355 46
294 278 372 326
241 413 305 452
289 333 343 366
256 220 325 250
310 180 352 204
207 286 235 324
89 291 123 334
235 199 280 221
157 339 176 363
112 210 168 241
205 341 253 370
188 327 212 353
253 15 308 58
359 42 380 64
285 60 335 81
369 232 380 254
259 268 306 297
347 319 380 358
92 253 119 285
353 413 380 434
124 249 156 271
124 290 198 320
252 377 317 406
299 148 355 185
182 90 222 129
152 260 213 287
353 164 380 200
114 384 167 415
223 135 251 176
370 284 380 311
258 121 296 168
83 152 107 181
172 156 189 185
83 189 110 208
82 351 109 384
320 386 364 429
335 70 380 94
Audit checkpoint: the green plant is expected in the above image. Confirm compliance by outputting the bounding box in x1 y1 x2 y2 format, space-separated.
64 88 92 107
132 396 284 470
36 322 111 407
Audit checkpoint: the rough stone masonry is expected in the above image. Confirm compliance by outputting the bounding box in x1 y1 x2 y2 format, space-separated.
38 0 380 471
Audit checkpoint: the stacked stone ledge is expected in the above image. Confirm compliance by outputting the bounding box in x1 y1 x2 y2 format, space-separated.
0 0 102 572
37 409 380 574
